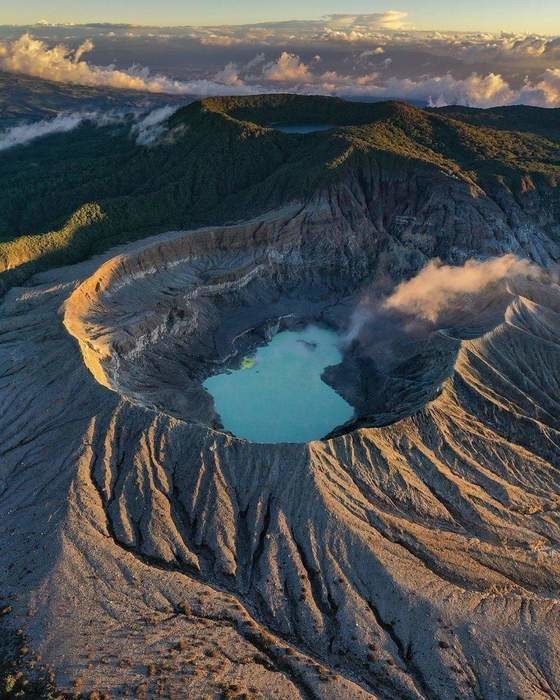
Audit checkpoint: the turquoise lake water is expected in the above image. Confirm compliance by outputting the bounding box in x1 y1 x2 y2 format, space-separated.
272 123 336 134
203 326 354 443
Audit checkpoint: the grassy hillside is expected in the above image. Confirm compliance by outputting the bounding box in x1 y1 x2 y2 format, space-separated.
1 94 560 292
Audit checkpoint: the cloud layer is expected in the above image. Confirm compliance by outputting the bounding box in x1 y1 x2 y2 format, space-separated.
1 18 560 107
0 34 193 92
0 33 257 96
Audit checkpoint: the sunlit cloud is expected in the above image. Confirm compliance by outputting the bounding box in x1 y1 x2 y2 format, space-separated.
0 33 194 92
0 33 261 96
262 52 311 82
2 19 560 108
324 11 409 32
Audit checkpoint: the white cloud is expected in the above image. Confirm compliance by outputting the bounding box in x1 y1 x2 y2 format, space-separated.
359 48 385 58
0 106 192 151
519 68 560 106
0 33 266 97
213 62 245 86
0 111 126 151
131 106 179 145
0 113 87 151
325 11 408 32
4 26 560 108
198 32 243 47
304 67 560 107
245 53 266 70
0 33 196 93
262 52 311 82
376 72 515 107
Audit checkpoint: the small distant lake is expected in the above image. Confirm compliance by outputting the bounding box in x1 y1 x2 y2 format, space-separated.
203 325 354 443
271 123 336 134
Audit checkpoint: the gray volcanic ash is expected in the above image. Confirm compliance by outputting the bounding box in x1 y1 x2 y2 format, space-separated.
2 95 560 698
2 202 560 698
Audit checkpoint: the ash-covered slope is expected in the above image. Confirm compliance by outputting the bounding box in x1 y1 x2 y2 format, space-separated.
2 187 560 698
2 94 560 698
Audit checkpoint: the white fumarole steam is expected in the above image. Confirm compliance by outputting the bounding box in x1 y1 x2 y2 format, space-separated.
345 254 543 346
383 255 541 322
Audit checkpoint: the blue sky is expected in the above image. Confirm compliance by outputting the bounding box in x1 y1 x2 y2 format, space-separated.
0 0 559 33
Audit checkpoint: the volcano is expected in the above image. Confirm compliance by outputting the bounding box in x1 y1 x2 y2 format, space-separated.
1 94 560 699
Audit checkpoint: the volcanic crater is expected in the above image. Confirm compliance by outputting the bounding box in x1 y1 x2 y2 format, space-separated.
64 204 464 443
3 95 560 699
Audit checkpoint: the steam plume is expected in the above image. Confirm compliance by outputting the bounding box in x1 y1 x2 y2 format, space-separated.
344 255 544 353
383 255 540 322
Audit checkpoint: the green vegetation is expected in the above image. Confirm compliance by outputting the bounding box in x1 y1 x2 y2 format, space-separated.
240 357 257 370
434 104 560 139
1 94 560 293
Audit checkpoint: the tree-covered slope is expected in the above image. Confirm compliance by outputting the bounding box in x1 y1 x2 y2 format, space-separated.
1 93 560 291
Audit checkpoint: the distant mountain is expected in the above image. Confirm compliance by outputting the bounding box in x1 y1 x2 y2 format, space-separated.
434 103 560 138
1 93 559 291
0 70 190 128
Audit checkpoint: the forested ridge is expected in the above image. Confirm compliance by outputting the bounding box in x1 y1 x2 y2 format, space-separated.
2 93 560 291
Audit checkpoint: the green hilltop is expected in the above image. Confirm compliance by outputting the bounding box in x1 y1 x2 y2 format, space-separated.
1 93 560 292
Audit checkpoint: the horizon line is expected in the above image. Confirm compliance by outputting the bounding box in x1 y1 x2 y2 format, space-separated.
0 20 558 37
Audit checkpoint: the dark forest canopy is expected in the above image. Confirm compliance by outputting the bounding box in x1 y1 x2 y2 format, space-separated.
1 92 560 291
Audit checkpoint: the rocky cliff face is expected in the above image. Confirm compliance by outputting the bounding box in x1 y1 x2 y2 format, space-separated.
62 159 560 428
